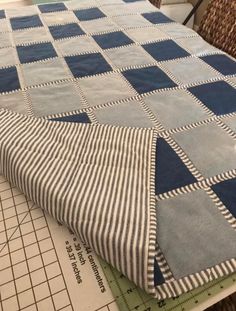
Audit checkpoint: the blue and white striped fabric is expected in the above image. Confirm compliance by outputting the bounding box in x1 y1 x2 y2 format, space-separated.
0 108 157 295
0 0 235 299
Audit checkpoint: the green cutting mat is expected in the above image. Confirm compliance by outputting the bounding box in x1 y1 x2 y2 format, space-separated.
99 258 236 311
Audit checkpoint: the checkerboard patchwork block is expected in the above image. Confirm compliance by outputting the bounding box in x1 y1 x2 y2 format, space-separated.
123 66 177 94
74 8 106 21
212 178 236 218
49 23 85 39
155 138 196 194
200 54 236 76
10 15 43 30
38 3 68 13
0 67 20 93
1 0 236 301
17 43 57 64
143 40 190 61
65 53 112 78
93 31 134 49
189 81 236 116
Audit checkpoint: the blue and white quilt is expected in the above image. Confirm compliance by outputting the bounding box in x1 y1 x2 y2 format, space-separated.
0 0 236 300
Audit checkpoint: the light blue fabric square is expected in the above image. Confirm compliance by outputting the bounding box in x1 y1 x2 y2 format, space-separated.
173 122 236 177
94 100 154 127
158 189 236 279
29 81 83 117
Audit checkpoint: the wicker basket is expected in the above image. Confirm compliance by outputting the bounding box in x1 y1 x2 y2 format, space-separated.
198 0 236 58
149 0 162 8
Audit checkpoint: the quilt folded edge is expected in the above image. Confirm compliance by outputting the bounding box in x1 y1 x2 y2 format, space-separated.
0 108 158 296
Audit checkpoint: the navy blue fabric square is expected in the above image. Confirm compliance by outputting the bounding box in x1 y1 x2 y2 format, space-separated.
65 53 112 78
10 15 43 30
200 54 236 76
38 3 67 13
93 31 133 49
142 12 173 24
52 113 91 123
189 81 236 116
155 138 196 195
0 66 20 93
0 10 6 19
143 40 190 61
17 43 57 64
49 23 84 40
212 178 236 218
74 8 105 21
123 66 177 94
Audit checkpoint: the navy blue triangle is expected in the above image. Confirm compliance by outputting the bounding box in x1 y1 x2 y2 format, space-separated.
154 257 165 286
211 178 236 218
155 138 197 195
52 113 91 123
